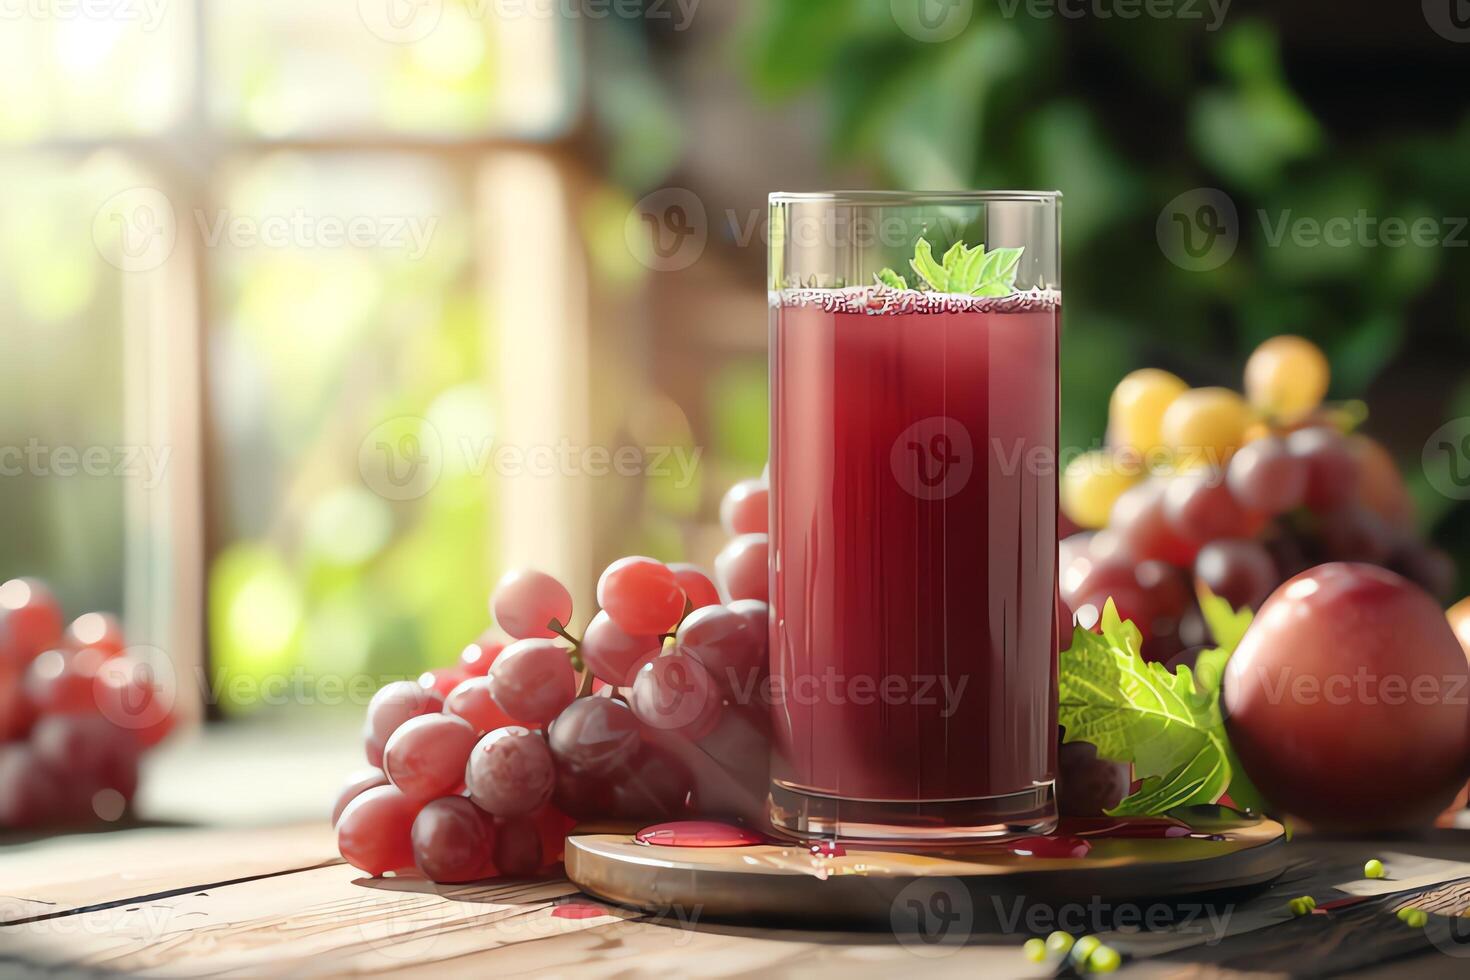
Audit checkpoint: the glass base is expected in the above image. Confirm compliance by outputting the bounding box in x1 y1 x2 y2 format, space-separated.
768 780 1057 847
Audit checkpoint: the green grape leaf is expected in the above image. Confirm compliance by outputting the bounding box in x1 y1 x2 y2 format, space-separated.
1059 599 1241 817
909 237 949 292
875 267 908 290
1197 586 1253 657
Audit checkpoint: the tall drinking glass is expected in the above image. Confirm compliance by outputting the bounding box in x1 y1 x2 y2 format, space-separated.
767 191 1061 844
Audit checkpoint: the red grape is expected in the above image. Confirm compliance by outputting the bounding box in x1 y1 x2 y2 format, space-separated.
364 724 385 768
487 639 577 725
418 666 469 699
726 599 770 646
714 534 769 603
1108 480 1199 567
1072 559 1191 660
459 630 508 676
675 604 764 698
493 814 543 876
597 557 686 635
31 714 141 808
0 578 63 665
1223 564 1470 831
1194 539 1278 611
490 568 574 640
1317 507 1394 564
1227 437 1307 515
411 797 499 883
1056 740 1130 817
24 648 107 715
1163 468 1261 543
548 696 641 779
365 680 444 748
62 613 126 658
631 653 721 740
444 675 515 735
465 725 556 817
609 745 694 820
720 479 769 536
581 609 662 687
383 713 478 802
93 652 175 748
336 784 421 876
332 767 390 826
0 658 34 741
1390 545 1457 602
1286 427 1359 513
668 564 720 611
0 745 64 828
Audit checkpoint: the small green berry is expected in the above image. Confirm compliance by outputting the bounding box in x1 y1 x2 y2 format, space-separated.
1045 930 1075 955
1089 945 1122 973
1289 898 1308 916
1403 908 1428 928
1070 935 1102 964
1023 938 1047 962
1364 859 1386 879
1396 907 1412 922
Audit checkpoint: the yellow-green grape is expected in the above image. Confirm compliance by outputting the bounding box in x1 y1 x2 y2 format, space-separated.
1070 935 1102 965
1161 387 1251 468
1397 907 1428 928
1289 896 1317 916
1046 930 1075 955
1364 859 1386 879
1023 938 1047 962
1088 945 1122 973
1245 335 1330 424
1109 368 1187 457
1061 451 1141 529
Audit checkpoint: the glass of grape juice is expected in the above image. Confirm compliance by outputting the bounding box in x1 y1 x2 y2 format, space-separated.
767 191 1061 844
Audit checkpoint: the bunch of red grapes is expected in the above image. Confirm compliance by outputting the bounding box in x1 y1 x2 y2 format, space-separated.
333 473 775 882
0 578 175 830
1058 335 1454 664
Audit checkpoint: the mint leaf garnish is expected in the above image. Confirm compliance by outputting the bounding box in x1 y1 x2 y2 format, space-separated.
875 268 908 290
906 236 1025 296
1060 598 1240 817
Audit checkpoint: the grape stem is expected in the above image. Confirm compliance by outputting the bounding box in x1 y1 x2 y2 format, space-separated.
546 618 581 649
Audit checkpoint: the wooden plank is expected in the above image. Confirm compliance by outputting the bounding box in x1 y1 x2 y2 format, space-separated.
0 823 337 924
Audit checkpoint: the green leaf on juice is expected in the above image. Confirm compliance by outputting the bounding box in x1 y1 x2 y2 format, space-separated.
909 237 949 291
875 267 908 290
906 237 1025 296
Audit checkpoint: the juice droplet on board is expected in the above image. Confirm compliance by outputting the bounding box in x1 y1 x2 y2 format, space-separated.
1009 836 1092 859
552 902 606 919
635 821 765 847
809 840 847 857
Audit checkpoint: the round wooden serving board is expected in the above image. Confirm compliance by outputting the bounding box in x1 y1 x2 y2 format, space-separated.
565 807 1289 929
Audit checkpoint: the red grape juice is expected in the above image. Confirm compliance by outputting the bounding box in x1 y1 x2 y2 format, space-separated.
769 286 1060 840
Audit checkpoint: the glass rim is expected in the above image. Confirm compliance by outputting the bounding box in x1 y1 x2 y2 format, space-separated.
770 190 1061 206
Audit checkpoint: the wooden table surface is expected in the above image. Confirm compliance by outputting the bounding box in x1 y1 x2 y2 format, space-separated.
5 821 1470 978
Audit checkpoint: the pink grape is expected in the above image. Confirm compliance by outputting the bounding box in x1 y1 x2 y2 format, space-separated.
63 613 126 658
93 651 175 748
488 639 577 724
597 557 686 635
1318 507 1394 564
490 568 574 640
0 658 33 741
0 745 64 828
0 578 64 665
548 696 641 779
459 630 508 676
1227 437 1307 515
1108 480 1199 568
494 815 543 876
1056 741 1130 817
631 654 721 740
726 599 770 648
336 784 421 876
720 479 769 535
1286 427 1359 513
668 564 720 610
714 534 769 603
465 726 556 818
675 604 764 698
1163 468 1260 543
610 745 694 820
1194 539 1278 611
419 666 470 699
31 714 141 807
581 610 662 686
444 675 516 735
24 649 104 715
411 797 499 883
332 767 390 826
383 713 478 802
364 722 385 769
366 680 444 748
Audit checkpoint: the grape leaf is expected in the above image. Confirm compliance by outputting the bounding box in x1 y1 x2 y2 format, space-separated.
906 237 1026 296
875 267 908 290
1059 599 1235 817
909 237 949 291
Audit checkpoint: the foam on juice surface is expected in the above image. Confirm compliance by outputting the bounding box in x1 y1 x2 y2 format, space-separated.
771 285 1061 315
